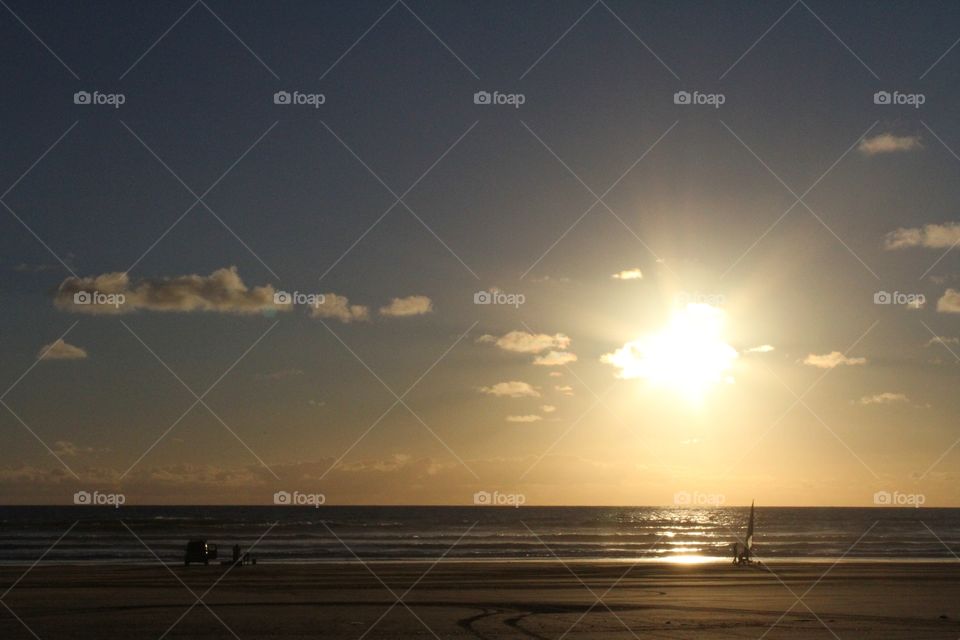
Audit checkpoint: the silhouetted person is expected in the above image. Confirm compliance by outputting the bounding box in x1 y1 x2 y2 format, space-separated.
732 542 746 565
232 544 241 565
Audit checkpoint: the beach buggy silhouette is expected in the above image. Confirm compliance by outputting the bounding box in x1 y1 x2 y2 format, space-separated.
732 500 756 566
184 539 218 566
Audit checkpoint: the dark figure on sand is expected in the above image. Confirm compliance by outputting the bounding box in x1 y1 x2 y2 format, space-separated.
732 500 756 566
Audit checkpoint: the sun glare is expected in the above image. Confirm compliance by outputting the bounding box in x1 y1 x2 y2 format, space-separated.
602 303 738 401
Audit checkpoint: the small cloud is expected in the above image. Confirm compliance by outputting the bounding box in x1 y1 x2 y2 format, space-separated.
541 405 556 413
548 371 563 377
533 350 578 366
926 336 959 347
937 289 960 314
308 399 326 407
52 441 95 457
802 351 867 369
478 381 540 398
506 414 542 423
858 392 908 405
477 331 570 354
38 339 87 360
858 133 922 156
883 222 960 250
747 344 775 353
379 295 433 317
611 268 643 281
256 368 304 380
309 293 370 323
555 385 574 396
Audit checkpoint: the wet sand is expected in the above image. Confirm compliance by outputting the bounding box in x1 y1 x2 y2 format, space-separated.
1 562 959 638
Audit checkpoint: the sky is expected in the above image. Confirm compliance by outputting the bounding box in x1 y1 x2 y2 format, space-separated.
2 0 960 506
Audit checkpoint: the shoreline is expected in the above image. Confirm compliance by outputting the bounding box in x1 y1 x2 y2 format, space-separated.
2 556 960 566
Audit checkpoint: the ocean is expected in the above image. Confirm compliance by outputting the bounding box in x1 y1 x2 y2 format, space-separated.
1 506 958 565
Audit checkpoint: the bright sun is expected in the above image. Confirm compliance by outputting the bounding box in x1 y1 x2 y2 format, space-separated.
602 303 738 401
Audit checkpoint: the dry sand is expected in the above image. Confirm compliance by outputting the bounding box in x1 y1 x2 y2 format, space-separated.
1 562 959 638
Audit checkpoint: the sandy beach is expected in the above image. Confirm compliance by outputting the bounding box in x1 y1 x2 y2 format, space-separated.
2 562 958 639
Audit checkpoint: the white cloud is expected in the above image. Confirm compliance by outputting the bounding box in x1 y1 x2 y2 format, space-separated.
478 381 540 398
555 385 574 396
533 350 578 366
802 351 867 368
506 414 542 423
309 293 370 323
548 371 563 378
883 222 960 250
379 295 433 317
477 331 571 354
926 336 959 347
541 405 556 413
55 267 287 315
747 344 775 353
611 268 643 280
858 133 922 156
937 289 960 314
858 392 909 405
38 339 87 360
